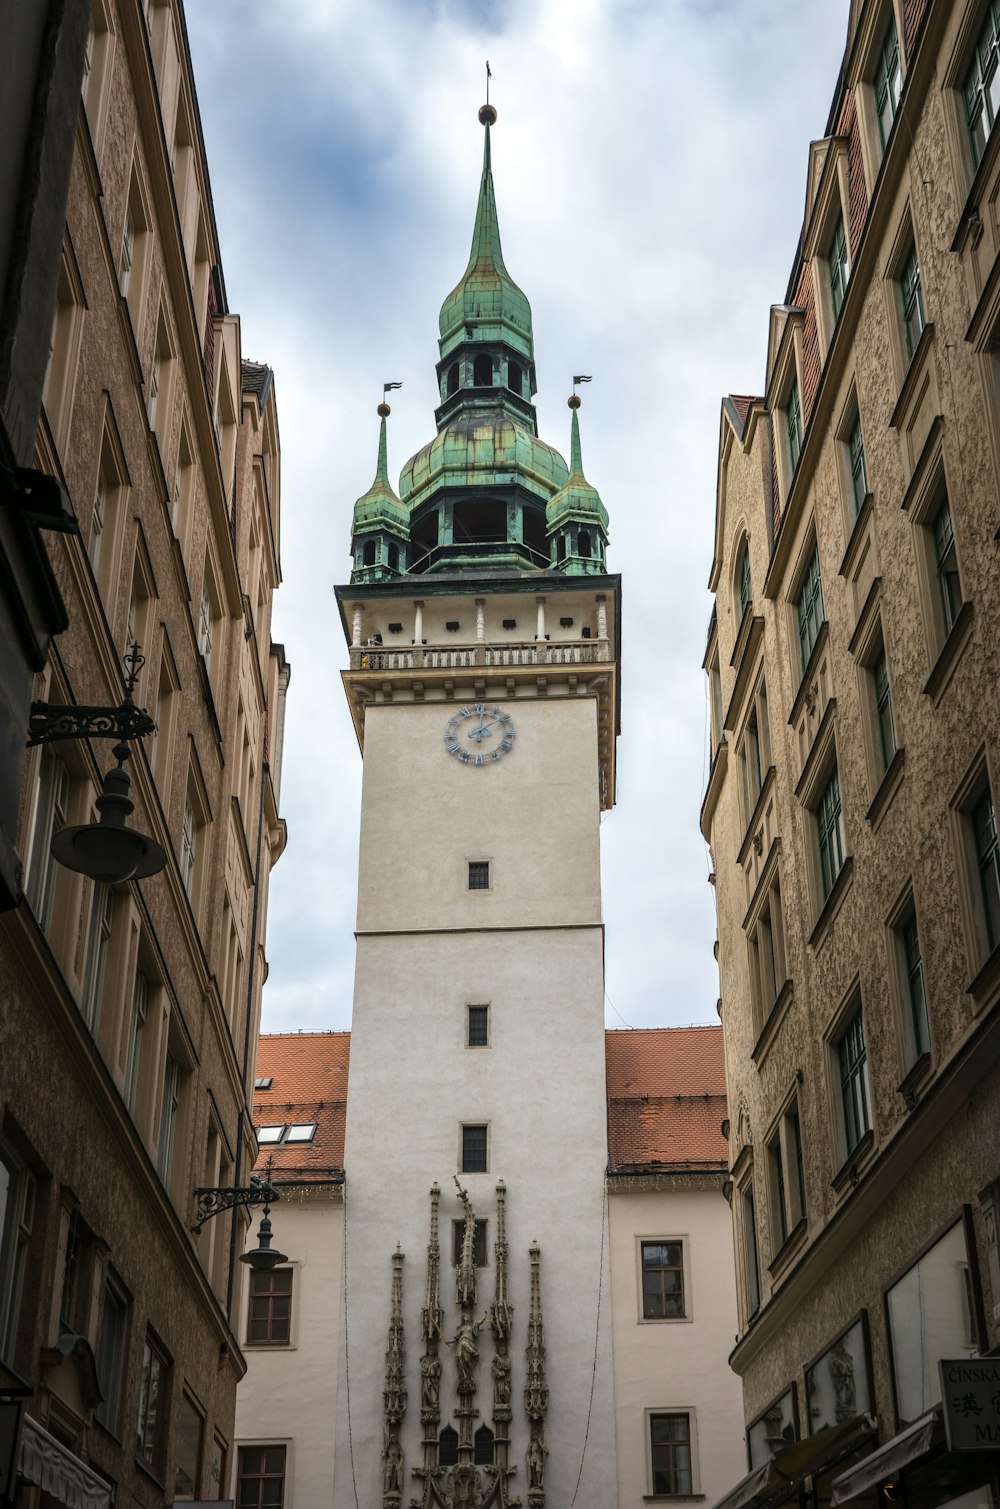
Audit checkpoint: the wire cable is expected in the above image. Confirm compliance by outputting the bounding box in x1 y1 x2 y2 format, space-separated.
341 1180 361 1509
567 1178 607 1508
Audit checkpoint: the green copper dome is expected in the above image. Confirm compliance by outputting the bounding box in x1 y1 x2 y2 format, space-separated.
438 119 534 365
546 404 609 534
352 412 409 537
400 413 567 515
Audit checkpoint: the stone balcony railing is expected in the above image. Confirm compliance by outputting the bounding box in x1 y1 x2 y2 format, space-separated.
349 639 611 673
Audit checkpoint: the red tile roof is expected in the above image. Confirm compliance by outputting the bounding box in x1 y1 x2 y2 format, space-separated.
251 1025 727 1179
729 395 757 425
605 1026 728 1173
251 1031 350 1177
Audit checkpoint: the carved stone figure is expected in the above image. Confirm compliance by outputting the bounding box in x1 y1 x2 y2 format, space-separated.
829 1338 856 1421
421 1354 441 1412
492 1353 511 1406
383 1428 404 1497
526 1433 546 1490
454 1313 484 1393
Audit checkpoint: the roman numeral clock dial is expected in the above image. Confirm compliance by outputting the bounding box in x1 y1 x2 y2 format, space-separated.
444 704 516 765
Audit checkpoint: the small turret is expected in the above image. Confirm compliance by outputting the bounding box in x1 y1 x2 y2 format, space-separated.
350 402 409 583
546 392 609 573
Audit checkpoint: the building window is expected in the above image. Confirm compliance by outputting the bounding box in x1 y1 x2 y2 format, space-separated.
59 1206 81 1333
875 16 902 150
872 645 897 778
473 354 493 387
461 1124 488 1174
236 1445 286 1509
95 1273 128 1433
124 970 148 1115
742 1182 761 1318
24 746 69 930
474 1425 494 1465
785 378 803 474
81 883 113 1036
748 1388 797 1467
973 790 1000 952
748 868 787 1028
247 1268 292 1345
640 1241 685 1319
894 906 930 1063
507 360 522 395
847 411 868 517
899 239 926 360
736 538 752 622
452 1219 488 1267
932 498 962 637
964 2 1000 168
767 1104 806 1249
468 861 490 891
795 543 825 673
738 678 770 823
816 765 846 901
828 213 850 321
439 1427 459 1467
649 1413 693 1496
837 1004 871 1156
136 1333 169 1471
885 1218 978 1425
157 1051 181 1186
284 1123 316 1143
0 1148 35 1367
256 1125 283 1145
174 1391 205 1502
467 1005 489 1047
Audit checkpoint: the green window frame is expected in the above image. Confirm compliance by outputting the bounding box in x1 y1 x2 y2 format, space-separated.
899 241 925 359
829 214 849 320
838 1007 871 1155
796 544 825 673
875 17 902 150
932 498 961 635
786 380 803 473
873 647 896 775
964 2 1000 168
817 766 845 901
737 540 752 621
848 413 868 517
973 792 1000 953
901 913 929 1059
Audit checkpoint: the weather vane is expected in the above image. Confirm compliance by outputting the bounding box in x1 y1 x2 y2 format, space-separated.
486 59 491 105
572 375 593 395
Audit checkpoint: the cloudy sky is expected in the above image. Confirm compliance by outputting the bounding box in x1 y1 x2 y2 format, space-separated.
185 0 847 1034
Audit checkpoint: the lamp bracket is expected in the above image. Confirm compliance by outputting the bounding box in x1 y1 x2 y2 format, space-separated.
27 700 155 748
190 1176 279 1234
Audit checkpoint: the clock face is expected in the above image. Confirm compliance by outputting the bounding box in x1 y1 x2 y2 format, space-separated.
444 704 516 764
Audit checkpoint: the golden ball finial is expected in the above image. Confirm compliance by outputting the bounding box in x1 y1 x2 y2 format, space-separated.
377 402 391 418
479 103 497 126
568 394 581 410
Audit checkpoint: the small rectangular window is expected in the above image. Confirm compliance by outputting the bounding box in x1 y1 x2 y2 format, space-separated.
174 1390 205 1502
468 861 490 891
899 240 926 360
964 2 1000 168
95 1274 128 1432
837 1005 871 1156
847 412 868 517
247 1268 293 1345
742 1183 760 1318
786 379 803 473
767 1103 806 1251
0 1149 35 1367
136 1333 169 1470
467 1005 489 1047
795 544 825 673
24 747 70 931
872 646 897 778
256 1125 284 1144
896 908 930 1062
875 16 902 150
156 1051 181 1184
649 1413 693 1496
816 765 846 901
452 1218 488 1267
284 1123 316 1143
81 882 113 1035
124 970 148 1116
461 1124 488 1173
640 1241 685 1319
828 213 850 321
237 1446 286 1509
973 791 1000 953
932 499 961 636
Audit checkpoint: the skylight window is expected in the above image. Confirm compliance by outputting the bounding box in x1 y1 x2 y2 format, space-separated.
254 1076 273 1091
284 1123 317 1144
256 1125 283 1144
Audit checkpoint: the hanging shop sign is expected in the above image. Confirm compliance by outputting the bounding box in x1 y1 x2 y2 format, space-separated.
939 1359 1000 1451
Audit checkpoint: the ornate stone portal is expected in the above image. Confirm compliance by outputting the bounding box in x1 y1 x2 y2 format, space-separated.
403 1181 542 1509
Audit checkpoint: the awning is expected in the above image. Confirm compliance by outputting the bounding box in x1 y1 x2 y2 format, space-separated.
18 1414 111 1509
830 1409 939 1505
709 1416 877 1509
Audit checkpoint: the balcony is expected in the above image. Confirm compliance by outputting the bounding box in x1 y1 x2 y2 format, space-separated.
349 638 610 673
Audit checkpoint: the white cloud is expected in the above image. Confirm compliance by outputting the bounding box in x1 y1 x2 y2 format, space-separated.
186 0 847 1031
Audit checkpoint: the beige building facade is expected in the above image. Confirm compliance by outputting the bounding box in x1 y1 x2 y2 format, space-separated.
0 2 287 1505
703 1 1000 1504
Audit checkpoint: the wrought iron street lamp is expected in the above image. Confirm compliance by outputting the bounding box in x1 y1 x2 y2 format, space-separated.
27 643 166 884
191 1166 288 1274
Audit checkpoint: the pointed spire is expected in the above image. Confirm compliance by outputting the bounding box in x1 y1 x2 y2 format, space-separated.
465 106 506 280
568 403 584 478
351 402 408 536
546 391 609 550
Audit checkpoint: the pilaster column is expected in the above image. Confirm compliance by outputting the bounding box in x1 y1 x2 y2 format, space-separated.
475 599 486 642
351 604 364 648
596 594 608 640
535 596 546 642
414 600 424 645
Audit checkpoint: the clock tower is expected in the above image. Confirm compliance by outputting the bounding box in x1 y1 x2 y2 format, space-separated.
333 105 621 1509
